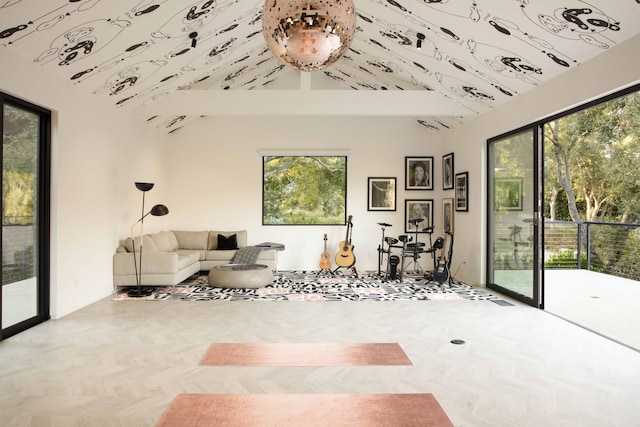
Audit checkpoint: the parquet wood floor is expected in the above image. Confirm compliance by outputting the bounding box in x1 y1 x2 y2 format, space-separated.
1 295 639 426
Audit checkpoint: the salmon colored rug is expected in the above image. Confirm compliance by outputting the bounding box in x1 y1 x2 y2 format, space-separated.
199 343 412 366
157 393 454 427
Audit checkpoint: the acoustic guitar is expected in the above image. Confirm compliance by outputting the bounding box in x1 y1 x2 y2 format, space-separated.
335 215 356 267
319 234 332 270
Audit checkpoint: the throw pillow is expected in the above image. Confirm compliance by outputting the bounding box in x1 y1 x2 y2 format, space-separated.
218 233 238 250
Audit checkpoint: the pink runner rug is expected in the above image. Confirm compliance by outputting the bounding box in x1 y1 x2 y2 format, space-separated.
157 393 454 427
199 342 412 366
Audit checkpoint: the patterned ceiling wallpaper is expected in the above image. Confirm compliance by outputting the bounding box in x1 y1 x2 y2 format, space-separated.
1 0 639 133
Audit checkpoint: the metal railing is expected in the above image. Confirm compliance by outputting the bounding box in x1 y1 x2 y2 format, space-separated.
2 222 36 285
545 220 640 282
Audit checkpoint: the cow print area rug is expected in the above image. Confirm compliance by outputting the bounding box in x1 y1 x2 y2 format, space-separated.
113 270 501 302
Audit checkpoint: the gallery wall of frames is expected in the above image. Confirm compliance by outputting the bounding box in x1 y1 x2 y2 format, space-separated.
367 154 468 236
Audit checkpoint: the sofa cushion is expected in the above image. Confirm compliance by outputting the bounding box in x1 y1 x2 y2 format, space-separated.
124 234 158 253
209 230 247 249
167 231 179 250
204 248 277 262
172 230 209 250
217 233 238 250
176 249 205 262
151 231 178 252
177 253 200 270
205 249 238 261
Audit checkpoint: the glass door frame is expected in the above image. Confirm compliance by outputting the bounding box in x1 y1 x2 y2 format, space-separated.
1 92 51 341
486 125 543 308
486 83 640 311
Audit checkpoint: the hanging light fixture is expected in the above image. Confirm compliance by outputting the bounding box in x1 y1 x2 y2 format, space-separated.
262 0 357 71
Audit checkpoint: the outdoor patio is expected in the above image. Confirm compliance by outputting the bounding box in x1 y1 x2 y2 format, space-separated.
494 268 640 351
544 269 640 351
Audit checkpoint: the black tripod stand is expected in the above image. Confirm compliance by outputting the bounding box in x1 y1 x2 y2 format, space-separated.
376 222 392 276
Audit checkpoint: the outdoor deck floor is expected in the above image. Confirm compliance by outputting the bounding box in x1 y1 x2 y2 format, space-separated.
544 269 640 351
494 268 640 351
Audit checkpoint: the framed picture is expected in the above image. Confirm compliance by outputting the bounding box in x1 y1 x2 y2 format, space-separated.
405 156 433 190
495 177 523 211
405 199 434 233
455 172 469 212
442 153 454 190
442 198 454 233
367 177 396 211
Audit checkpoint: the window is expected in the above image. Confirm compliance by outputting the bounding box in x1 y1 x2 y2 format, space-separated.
262 155 347 225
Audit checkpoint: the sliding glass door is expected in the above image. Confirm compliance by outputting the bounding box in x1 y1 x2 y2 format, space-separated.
1 93 50 340
487 128 541 307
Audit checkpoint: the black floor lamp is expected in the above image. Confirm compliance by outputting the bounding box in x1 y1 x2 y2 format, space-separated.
128 182 169 298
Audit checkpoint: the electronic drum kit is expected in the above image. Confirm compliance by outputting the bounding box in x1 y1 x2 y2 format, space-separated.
376 218 441 281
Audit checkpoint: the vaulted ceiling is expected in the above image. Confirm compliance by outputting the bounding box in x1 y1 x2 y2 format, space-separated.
2 0 639 134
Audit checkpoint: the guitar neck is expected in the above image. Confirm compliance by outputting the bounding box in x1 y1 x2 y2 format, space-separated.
344 215 353 245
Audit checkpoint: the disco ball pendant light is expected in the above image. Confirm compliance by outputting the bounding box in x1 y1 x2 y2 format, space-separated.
262 0 357 71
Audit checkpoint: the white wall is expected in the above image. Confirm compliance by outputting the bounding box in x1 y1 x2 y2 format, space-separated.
0 49 169 318
442 33 640 286
165 115 445 272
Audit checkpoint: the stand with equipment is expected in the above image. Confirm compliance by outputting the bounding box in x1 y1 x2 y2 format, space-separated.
401 218 436 276
396 234 414 281
430 230 455 288
317 233 335 276
334 215 358 277
383 233 421 282
376 222 392 276
381 218 432 282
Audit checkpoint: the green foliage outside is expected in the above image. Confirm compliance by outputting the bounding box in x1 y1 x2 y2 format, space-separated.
263 156 346 225
3 103 38 225
543 228 640 281
3 102 39 285
544 91 640 224
544 250 587 270
544 93 640 280
586 225 640 280
541 91 640 280
3 171 36 224
611 229 640 280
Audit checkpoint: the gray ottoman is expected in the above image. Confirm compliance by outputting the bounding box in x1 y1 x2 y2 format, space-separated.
208 264 273 289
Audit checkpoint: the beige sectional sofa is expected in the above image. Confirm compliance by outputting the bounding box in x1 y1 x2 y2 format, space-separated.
113 230 277 288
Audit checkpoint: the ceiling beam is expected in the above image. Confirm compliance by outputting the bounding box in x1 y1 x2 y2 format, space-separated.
300 71 312 91
134 90 466 117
